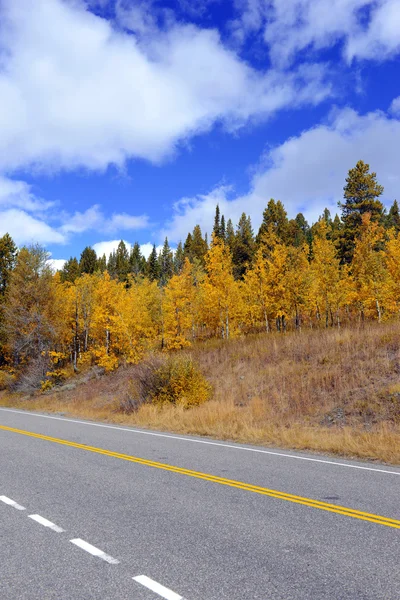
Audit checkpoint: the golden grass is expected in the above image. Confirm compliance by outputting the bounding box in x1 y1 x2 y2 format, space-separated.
1 321 400 464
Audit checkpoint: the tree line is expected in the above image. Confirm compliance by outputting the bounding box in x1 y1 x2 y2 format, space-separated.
1 160 400 387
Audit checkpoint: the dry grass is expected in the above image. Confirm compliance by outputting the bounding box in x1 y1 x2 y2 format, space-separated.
1 321 400 464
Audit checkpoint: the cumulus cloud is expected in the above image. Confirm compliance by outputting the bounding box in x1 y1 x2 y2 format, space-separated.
389 96 400 116
93 239 162 259
0 208 66 245
162 107 400 242
0 0 332 176
49 258 67 272
60 205 149 235
231 0 400 66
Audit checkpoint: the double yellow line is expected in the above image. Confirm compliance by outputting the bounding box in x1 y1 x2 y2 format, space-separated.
1 424 399 530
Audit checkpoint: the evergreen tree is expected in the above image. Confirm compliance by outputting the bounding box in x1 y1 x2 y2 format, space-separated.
60 257 80 283
0 234 17 296
79 246 97 274
220 214 226 241
147 245 160 282
174 241 185 274
107 251 117 278
256 199 289 245
287 213 310 247
233 213 254 279
225 218 235 253
339 160 384 263
386 200 400 232
183 233 193 262
159 238 174 286
129 242 145 276
97 254 107 273
191 225 208 265
0 233 17 363
115 240 130 282
213 204 221 239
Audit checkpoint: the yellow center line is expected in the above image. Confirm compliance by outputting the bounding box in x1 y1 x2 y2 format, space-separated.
1 424 399 530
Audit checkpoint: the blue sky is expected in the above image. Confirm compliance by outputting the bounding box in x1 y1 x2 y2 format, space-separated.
0 0 399 267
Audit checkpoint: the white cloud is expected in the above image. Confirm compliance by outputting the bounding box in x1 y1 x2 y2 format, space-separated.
231 0 400 67
49 258 67 272
389 96 400 116
0 209 66 245
93 239 162 259
162 107 400 241
60 205 149 235
0 0 332 175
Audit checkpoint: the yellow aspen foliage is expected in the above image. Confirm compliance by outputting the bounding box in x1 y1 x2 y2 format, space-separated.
202 236 243 339
284 244 310 329
242 248 272 332
122 277 160 360
350 214 389 321
383 229 400 315
163 259 197 349
310 222 345 327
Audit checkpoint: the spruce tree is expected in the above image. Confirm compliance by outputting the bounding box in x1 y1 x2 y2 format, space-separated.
147 245 160 282
225 218 235 253
339 160 384 263
213 204 221 239
107 251 117 278
129 242 145 276
159 238 174 285
220 214 226 241
60 257 80 283
233 213 254 279
79 246 97 274
386 200 400 232
174 241 184 274
191 225 208 265
115 240 130 282
0 234 17 295
256 199 289 245
97 254 107 273
183 233 193 262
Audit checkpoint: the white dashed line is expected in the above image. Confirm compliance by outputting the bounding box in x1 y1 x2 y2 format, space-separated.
70 538 119 564
133 575 184 600
28 514 64 532
0 495 25 510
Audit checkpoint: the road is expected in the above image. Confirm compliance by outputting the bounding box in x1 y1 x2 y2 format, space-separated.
0 407 399 600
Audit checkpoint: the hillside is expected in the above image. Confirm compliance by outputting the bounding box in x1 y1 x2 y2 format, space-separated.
2 321 400 464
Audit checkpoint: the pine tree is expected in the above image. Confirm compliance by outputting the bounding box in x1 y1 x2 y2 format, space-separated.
97 253 107 273
183 233 193 262
233 213 254 279
115 240 130 282
0 234 17 296
213 204 221 239
79 246 97 274
385 200 400 232
107 251 117 278
60 257 80 283
225 218 235 253
174 242 185 274
220 215 226 241
191 225 208 265
339 160 384 263
147 245 160 282
159 238 174 286
256 199 289 245
129 242 145 276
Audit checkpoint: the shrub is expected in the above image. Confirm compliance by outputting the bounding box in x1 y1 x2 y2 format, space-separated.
121 354 211 412
0 369 15 390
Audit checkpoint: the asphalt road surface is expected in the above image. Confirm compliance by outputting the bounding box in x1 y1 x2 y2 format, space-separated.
0 407 399 600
